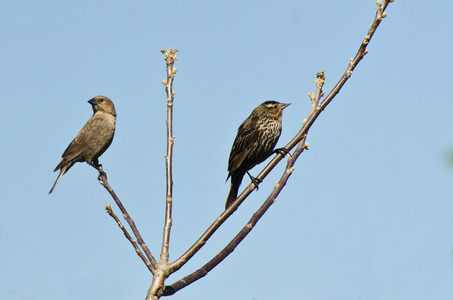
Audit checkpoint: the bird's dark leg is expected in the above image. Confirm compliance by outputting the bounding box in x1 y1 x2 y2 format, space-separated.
273 147 291 157
246 171 262 191
92 158 100 167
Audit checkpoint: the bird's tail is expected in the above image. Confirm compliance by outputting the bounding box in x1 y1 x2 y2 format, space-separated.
225 172 245 209
49 165 69 194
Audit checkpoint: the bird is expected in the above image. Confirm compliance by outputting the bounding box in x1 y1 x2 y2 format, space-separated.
225 100 290 209
49 95 117 194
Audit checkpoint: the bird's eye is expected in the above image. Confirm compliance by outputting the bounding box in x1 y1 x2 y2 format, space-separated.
274 105 278 109
99 98 104 102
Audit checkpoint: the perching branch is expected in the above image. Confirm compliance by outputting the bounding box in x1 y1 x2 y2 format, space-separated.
162 0 393 293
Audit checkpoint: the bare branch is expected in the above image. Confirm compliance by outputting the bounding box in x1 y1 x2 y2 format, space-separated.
105 204 154 273
94 165 158 272
160 47 178 263
163 0 393 293
145 48 179 300
318 0 391 111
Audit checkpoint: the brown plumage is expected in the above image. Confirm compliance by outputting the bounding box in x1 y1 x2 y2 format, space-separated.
49 95 116 194
225 101 290 209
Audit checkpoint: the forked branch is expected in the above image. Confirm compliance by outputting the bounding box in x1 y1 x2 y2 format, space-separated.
95 166 158 273
99 1 393 298
105 204 155 273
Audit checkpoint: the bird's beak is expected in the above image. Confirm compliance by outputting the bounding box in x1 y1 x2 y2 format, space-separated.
88 98 97 105
281 103 291 109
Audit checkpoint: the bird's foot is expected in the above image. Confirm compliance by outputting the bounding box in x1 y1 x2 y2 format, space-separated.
247 171 262 190
89 161 107 180
273 147 291 157
97 171 107 181
96 165 107 180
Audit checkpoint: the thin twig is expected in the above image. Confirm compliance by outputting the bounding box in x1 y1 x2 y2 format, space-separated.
145 48 179 300
160 48 178 262
163 0 393 293
94 166 158 272
105 204 154 273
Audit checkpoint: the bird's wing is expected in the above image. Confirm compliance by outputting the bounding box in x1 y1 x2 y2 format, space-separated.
55 115 104 170
228 115 260 174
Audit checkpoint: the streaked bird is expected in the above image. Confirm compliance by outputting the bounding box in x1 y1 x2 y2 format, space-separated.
225 101 290 209
49 95 116 194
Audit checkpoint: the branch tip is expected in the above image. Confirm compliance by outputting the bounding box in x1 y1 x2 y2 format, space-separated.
316 71 325 80
162 48 179 63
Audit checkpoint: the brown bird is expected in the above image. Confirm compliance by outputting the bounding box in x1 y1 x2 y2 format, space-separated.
225 101 290 209
49 95 117 194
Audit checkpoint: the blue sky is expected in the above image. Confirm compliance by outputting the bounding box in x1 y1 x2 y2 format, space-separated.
1 1 453 299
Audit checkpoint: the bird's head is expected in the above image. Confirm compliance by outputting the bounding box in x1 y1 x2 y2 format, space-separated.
259 100 291 118
88 95 117 116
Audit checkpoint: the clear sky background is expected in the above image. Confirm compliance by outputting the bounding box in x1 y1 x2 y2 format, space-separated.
1 1 452 300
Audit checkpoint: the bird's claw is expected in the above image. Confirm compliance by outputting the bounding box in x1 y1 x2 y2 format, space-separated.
273 147 290 157
97 171 107 181
247 171 262 191
91 162 107 180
